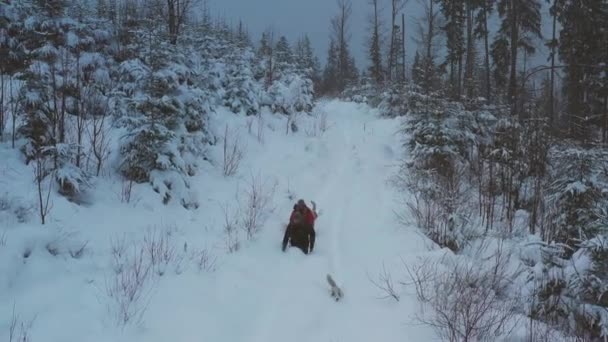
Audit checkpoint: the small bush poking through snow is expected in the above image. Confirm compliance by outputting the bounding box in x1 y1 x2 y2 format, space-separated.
316 109 330 134
189 247 217 273
7 303 35 342
68 241 88 259
220 203 241 253
0 193 34 224
143 226 177 277
404 243 522 342
120 179 134 204
221 124 245 177
238 172 277 240
105 239 155 328
368 262 401 302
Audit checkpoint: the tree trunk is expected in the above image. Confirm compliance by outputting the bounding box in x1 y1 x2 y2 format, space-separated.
402 13 406 83
75 53 84 168
465 1 474 98
10 77 16 148
603 95 608 143
0 72 5 141
427 0 434 60
168 0 177 45
508 0 519 119
483 4 491 100
549 0 557 130
457 56 463 98
59 51 71 145
388 0 397 82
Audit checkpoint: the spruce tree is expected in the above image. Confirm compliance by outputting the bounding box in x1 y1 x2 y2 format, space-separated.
367 0 384 85
474 0 495 100
439 0 466 98
322 39 339 95
558 0 608 141
493 0 542 119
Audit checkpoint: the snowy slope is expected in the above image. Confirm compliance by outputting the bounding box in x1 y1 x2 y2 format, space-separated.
1 100 435 342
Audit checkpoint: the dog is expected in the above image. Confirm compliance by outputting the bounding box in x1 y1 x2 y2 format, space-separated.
326 274 343 301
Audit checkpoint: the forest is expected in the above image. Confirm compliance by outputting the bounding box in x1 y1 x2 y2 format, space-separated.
1 0 607 341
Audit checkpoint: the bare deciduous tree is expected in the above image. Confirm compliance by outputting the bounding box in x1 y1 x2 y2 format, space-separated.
33 153 53 225
164 0 199 44
330 0 356 90
387 0 408 82
222 124 244 177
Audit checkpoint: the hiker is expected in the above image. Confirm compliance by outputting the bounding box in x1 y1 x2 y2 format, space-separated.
289 199 317 228
282 210 316 254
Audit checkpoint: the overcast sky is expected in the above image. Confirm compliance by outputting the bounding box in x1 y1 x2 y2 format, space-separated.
206 0 418 69
206 0 553 72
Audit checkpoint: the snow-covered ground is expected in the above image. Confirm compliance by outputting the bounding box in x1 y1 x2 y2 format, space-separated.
0 100 436 342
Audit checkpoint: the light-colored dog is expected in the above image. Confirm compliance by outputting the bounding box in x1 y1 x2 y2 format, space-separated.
326 274 344 301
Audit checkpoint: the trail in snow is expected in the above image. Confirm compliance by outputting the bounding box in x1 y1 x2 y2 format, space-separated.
167 100 436 342
0 100 437 342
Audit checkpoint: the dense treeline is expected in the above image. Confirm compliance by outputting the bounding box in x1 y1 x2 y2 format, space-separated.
0 0 316 208
347 0 607 339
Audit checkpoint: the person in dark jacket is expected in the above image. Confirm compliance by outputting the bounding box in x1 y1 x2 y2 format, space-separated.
289 199 317 228
282 210 316 254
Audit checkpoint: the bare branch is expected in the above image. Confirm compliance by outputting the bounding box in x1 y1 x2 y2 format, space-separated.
368 262 400 301
222 124 245 177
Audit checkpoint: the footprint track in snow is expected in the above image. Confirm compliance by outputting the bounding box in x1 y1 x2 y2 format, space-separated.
248 121 356 341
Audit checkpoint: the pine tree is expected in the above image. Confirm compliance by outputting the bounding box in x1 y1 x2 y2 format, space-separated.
256 29 276 88
0 2 28 144
294 34 321 91
545 0 562 129
413 0 443 94
388 24 405 84
463 0 478 98
275 36 292 66
322 39 339 95
387 0 406 83
258 31 271 57
439 0 466 98
412 51 422 86
493 0 542 119
558 0 608 141
474 0 495 100
367 0 384 85
329 0 357 93
235 20 251 47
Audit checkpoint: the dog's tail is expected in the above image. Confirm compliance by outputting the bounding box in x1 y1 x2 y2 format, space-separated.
326 273 337 287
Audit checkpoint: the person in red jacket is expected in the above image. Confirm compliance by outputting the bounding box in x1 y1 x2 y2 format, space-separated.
290 199 317 227
282 211 315 254
283 199 317 254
